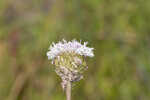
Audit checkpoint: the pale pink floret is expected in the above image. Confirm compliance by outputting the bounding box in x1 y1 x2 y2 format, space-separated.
47 39 94 60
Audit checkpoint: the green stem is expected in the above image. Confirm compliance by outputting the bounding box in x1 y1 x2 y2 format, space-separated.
66 81 71 100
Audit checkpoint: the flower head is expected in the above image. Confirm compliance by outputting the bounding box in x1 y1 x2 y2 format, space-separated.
47 39 94 90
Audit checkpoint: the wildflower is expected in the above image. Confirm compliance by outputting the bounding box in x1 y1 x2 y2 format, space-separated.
47 39 94 90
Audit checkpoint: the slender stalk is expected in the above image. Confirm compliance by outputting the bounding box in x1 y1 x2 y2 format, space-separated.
66 81 71 100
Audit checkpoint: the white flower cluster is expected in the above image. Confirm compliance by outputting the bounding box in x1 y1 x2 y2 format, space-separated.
47 39 94 90
47 39 94 60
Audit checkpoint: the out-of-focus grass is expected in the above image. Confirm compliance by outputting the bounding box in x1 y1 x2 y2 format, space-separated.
0 0 150 100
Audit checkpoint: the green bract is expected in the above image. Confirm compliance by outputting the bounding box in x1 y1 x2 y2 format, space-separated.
54 52 87 74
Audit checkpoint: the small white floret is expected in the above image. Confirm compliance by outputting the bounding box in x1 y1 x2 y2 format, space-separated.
47 39 94 60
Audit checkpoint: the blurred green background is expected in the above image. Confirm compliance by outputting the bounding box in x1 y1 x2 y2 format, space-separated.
0 0 150 100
